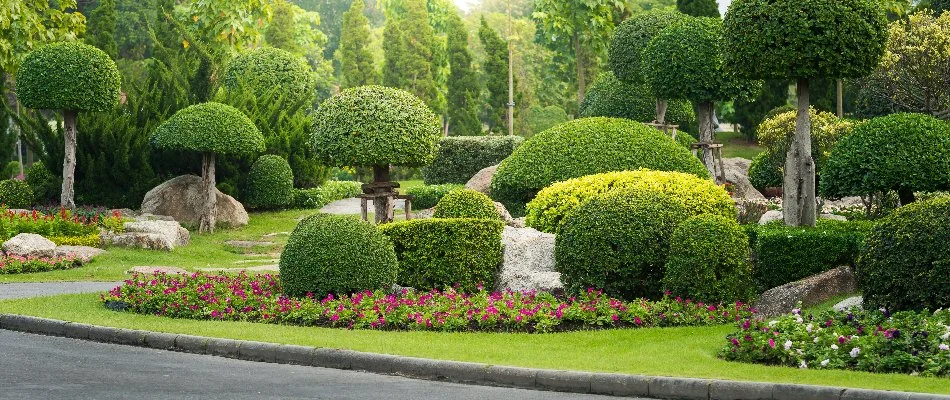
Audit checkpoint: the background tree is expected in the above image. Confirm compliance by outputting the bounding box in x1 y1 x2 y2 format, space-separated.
0 0 86 74
340 0 379 88
676 0 719 17
266 0 301 54
479 17 511 134
446 13 481 136
86 0 119 60
732 80 790 142
383 0 442 115
724 0 887 226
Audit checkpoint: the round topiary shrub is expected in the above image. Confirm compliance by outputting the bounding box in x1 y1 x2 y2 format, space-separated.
433 189 500 220
245 155 295 210
756 107 855 175
490 117 709 216
858 197 950 312
609 10 689 84
525 170 736 234
222 47 316 105
748 152 783 192
0 179 34 209
555 188 689 300
663 214 754 303
25 162 59 203
580 72 697 134
15 42 121 113
279 214 398 298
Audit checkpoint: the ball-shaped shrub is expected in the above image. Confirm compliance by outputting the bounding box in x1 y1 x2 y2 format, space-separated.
580 72 697 134
748 152 783 192
15 42 121 112
221 47 316 105
405 184 463 210
663 215 754 303
525 170 736 234
312 86 442 168
151 102 265 155
279 214 398 298
0 179 34 209
609 10 688 84
433 189 500 220
490 117 709 216
421 136 523 185
25 162 59 203
821 113 950 200
555 189 690 300
858 197 950 312
245 155 295 209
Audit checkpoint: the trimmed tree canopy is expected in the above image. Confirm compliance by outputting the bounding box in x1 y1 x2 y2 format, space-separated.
609 10 688 84
723 0 888 79
580 72 697 133
312 85 441 168
222 47 316 104
16 41 121 112
151 102 265 155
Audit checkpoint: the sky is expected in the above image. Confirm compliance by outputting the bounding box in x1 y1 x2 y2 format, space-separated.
452 0 732 16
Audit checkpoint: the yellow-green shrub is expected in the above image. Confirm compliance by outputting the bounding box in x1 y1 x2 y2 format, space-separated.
49 233 101 247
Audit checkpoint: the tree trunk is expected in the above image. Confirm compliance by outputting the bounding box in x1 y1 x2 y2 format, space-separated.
655 99 668 124
373 164 393 224
897 187 916 206
783 79 817 227
61 110 78 209
199 152 217 234
697 101 718 182
574 34 586 105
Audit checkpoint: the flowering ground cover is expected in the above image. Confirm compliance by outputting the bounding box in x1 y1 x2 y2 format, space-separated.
0 255 82 274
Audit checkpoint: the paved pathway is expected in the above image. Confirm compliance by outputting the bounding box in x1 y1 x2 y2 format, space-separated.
319 197 406 215
0 281 121 300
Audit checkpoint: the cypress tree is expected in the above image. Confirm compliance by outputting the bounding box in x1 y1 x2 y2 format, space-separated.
340 0 379 88
382 0 441 114
478 18 510 135
266 0 301 54
86 0 119 60
445 13 481 136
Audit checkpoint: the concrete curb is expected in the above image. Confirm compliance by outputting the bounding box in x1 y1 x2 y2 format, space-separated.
2 314 947 400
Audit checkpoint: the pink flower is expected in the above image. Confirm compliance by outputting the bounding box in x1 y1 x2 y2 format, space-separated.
768 338 776 348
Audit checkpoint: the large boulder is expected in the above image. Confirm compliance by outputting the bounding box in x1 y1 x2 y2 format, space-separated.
723 157 766 201
102 217 190 251
54 246 105 262
754 266 858 318
465 164 498 195
2 233 56 257
496 226 563 293
141 175 249 228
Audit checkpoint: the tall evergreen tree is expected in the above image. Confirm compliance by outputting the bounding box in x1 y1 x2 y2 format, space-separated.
677 0 721 18
382 0 441 114
445 13 480 136
86 0 119 60
266 0 301 54
340 0 378 88
479 18 511 134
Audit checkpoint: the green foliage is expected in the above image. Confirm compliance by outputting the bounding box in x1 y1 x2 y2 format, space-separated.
279 214 398 298
723 0 888 80
421 136 523 185
221 47 316 106
677 0 719 17
556 189 689 300
16 42 121 112
151 102 265 156
312 86 441 168
0 180 34 208
490 117 709 216
748 152 783 191
291 181 365 209
446 13 481 136
265 0 300 54
383 0 443 115
479 17 512 134
433 189 499 220
609 10 688 84
245 155 294 210
2 162 20 180
859 197 950 312
527 105 569 136
663 215 753 303
0 0 86 73
526 170 736 234
404 184 463 209
340 0 379 88
379 218 504 292
85 0 118 60
580 72 697 134
749 220 871 290
754 108 855 184
732 80 791 142
822 113 950 200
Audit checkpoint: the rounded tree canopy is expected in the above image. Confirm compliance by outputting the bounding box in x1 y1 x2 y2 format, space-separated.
580 72 697 133
312 85 441 168
642 17 760 103
723 0 888 79
152 102 265 155
609 10 688 84
221 47 316 104
15 42 121 112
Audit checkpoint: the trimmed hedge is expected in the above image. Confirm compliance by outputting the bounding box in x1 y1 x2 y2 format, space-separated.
433 189 499 220
221 47 316 106
859 197 950 312
379 218 504 292
291 181 364 209
245 155 294 210
25 162 59 204
15 42 121 112
580 72 697 134
279 214 397 298
404 184 463 209
0 180 34 209
663 215 754 303
555 189 689 300
749 220 872 290
490 117 709 216
525 170 736 234
748 152 783 192
609 10 689 84
421 136 523 185
151 102 265 155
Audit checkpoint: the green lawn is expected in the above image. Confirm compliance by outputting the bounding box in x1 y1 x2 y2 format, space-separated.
0 293 945 395
718 131 765 160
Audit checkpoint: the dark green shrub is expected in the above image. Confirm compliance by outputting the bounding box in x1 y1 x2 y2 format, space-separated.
580 72 697 134
379 218 504 292
555 189 689 300
221 47 316 106
404 184 463 209
609 10 688 84
15 42 121 112
663 215 754 303
2 161 19 179
421 136 523 185
291 181 364 209
0 180 34 208
433 189 499 220
750 220 872 290
491 117 709 216
245 155 294 210
527 105 569 136
858 197 950 312
748 152 783 192
279 214 398 298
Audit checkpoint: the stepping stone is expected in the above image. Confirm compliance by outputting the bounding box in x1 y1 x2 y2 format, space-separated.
262 232 290 238
233 259 280 265
224 240 275 248
54 246 106 263
127 266 189 275
198 264 279 273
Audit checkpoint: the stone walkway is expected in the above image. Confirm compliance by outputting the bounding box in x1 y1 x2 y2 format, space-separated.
0 282 121 300
320 198 407 215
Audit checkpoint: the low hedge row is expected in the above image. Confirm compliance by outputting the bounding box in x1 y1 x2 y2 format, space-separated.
422 136 523 185
664 215 754 303
404 184 463 210
291 181 364 209
432 189 500 220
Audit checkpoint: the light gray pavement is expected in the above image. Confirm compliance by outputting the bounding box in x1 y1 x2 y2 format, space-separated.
0 281 121 299
319 197 406 215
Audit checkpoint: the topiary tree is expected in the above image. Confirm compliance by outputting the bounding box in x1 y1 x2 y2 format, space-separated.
0 179 34 209
663 214 754 303
221 47 317 106
245 155 294 210
724 0 888 226
312 86 441 223
642 17 760 180
433 189 500 220
580 72 697 134
15 42 121 209
677 0 720 17
821 113 950 205
152 102 265 233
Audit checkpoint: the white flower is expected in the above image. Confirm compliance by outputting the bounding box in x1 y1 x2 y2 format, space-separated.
799 360 808 369
852 335 859 340
879 307 887 313
814 337 820 343
942 332 949 340
784 340 793 351
806 324 813 333
831 344 839 350
796 316 804 324
939 344 949 351
792 308 801 315
820 359 830 367
769 320 778 327
850 347 861 358
797 349 804 355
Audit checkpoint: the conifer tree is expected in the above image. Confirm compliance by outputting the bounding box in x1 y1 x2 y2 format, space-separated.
445 12 480 136
382 0 441 114
479 18 511 134
266 0 301 54
86 0 119 60
340 0 379 88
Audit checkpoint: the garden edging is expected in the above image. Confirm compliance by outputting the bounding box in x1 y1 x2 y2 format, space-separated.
1 314 947 400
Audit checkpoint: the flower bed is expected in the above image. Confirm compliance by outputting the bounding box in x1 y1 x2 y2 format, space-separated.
721 307 950 377
101 272 755 333
0 255 83 274
0 207 124 245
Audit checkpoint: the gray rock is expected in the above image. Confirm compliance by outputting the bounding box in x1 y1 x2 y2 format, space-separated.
141 175 249 228
110 209 139 218
125 220 190 247
465 165 497 195
821 196 864 212
758 210 848 225
754 266 858 317
224 240 274 249
496 226 562 293
413 208 435 220
135 213 176 222
833 296 864 312
127 266 189 275
53 246 105 262
723 157 767 201
102 232 176 251
2 233 56 257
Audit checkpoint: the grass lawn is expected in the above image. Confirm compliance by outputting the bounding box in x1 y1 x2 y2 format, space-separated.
718 131 765 160
397 180 425 191
0 293 946 395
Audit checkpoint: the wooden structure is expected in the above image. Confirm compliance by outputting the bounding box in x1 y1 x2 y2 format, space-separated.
644 121 679 141
691 142 727 184
357 182 414 223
